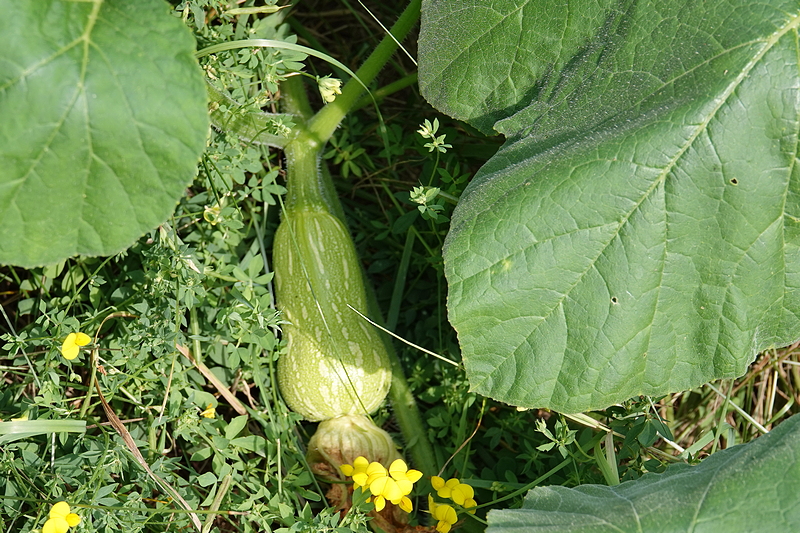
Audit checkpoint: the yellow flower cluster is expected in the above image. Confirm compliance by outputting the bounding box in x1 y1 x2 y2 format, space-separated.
340 456 422 513
43 501 80 533
431 476 477 510
429 476 477 533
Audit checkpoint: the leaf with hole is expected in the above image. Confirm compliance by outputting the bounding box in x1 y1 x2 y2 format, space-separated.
419 0 800 412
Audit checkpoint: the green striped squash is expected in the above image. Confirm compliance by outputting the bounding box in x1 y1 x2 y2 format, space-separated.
273 207 392 421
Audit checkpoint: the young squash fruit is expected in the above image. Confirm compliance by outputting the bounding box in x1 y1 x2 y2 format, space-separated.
273 205 392 422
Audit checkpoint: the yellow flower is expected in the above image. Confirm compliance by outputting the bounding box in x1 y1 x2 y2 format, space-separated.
388 459 422 511
341 457 421 512
343 457 388 496
389 459 423 485
362 460 388 489
60 332 91 360
341 456 370 489
431 476 475 506
397 494 414 513
43 501 81 533
200 404 216 419
369 474 404 511
463 494 478 514
428 495 458 533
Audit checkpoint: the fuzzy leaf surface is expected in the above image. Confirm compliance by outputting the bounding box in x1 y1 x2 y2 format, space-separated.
488 414 800 532
0 0 208 267
420 0 800 411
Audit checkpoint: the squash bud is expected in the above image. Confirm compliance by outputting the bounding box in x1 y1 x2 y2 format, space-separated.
307 414 401 477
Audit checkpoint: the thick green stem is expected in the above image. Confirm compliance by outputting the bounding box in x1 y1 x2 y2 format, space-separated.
307 0 421 143
282 76 346 219
283 132 326 212
386 338 438 475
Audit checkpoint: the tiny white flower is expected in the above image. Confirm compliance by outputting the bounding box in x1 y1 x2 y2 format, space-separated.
417 118 452 153
417 118 438 138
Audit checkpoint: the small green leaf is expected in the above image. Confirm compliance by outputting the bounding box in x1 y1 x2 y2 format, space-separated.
652 418 674 442
196 472 217 487
211 436 230 449
536 442 555 452
0 0 208 267
225 415 249 440
637 421 657 448
488 414 800 532
190 447 214 462
231 435 267 456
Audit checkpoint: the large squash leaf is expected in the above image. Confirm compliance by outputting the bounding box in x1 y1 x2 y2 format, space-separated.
488 413 800 532
0 0 208 267
419 0 800 412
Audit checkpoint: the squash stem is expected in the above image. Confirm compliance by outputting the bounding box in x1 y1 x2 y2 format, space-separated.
307 0 421 144
282 76 347 218
283 132 327 212
386 338 438 475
